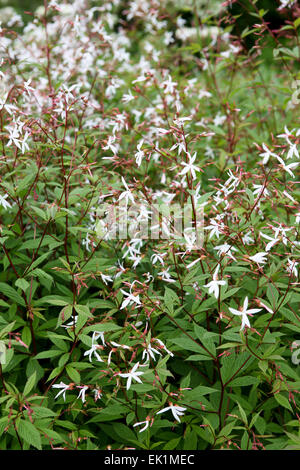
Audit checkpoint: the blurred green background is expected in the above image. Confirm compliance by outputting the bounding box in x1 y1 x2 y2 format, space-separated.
0 0 292 29
0 0 295 62
0 0 42 20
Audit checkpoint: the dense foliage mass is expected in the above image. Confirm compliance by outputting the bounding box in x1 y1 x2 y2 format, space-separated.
0 0 299 451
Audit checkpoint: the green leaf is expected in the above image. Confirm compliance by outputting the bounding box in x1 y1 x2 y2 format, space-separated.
274 393 293 412
83 322 122 334
35 349 62 359
23 372 37 396
0 321 16 339
56 304 73 328
66 364 80 383
17 419 42 450
112 422 137 443
75 304 91 333
237 402 248 425
15 278 30 292
294 17 300 29
0 282 25 306
36 295 70 306
27 251 53 273
164 287 180 315
163 437 182 450
88 299 116 309
230 376 259 387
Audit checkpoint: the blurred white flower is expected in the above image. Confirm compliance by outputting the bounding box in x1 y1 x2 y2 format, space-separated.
0 194 12 210
179 152 201 180
248 252 268 265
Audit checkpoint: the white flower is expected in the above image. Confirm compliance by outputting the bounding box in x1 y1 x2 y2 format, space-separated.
214 243 238 261
133 418 151 433
142 344 162 363
122 90 135 103
132 74 147 84
260 232 279 251
286 259 298 277
77 385 89 403
275 155 299 178
278 0 297 11
151 253 166 266
242 231 254 245
100 273 113 285
120 289 141 309
161 74 177 94
163 31 174 45
173 116 192 127
93 388 103 401
179 152 201 180
170 137 187 156
248 252 268 265
110 341 130 350
252 184 269 198
287 142 299 160
0 93 17 114
155 338 174 357
229 297 261 331
92 331 105 346
259 143 278 165
84 343 104 362
204 265 226 299
0 194 12 210
119 362 144 390
213 113 226 127
204 218 225 239
84 331 105 362
61 315 78 329
107 341 130 365
135 140 144 167
52 381 70 401
156 403 186 422
158 268 176 283
119 177 135 205
199 89 212 99
103 135 118 154
23 79 34 96
186 257 201 269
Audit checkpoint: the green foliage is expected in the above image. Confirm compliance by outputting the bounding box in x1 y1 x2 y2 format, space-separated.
0 0 299 452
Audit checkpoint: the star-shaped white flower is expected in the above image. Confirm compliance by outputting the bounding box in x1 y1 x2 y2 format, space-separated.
120 289 141 309
84 343 104 362
259 143 278 165
214 243 238 261
119 362 144 390
275 155 299 178
179 152 201 180
142 344 162 363
156 403 186 422
118 177 135 205
229 297 261 331
248 252 268 265
204 265 226 299
260 232 280 252
52 381 70 401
